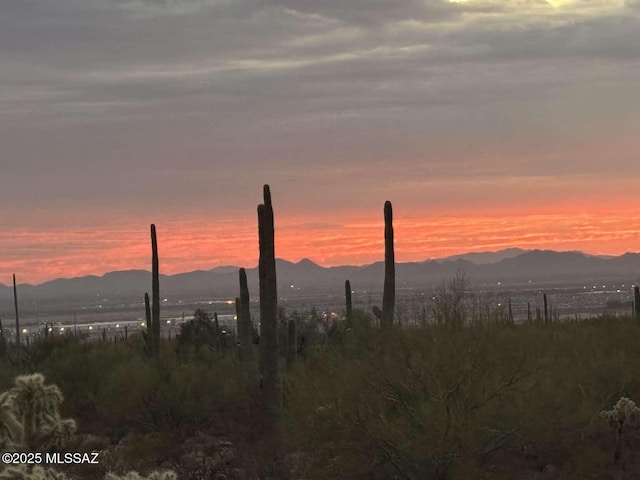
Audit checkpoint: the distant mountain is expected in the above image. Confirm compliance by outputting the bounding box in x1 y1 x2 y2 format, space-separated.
473 250 640 284
439 248 527 264
3 250 640 313
208 265 240 274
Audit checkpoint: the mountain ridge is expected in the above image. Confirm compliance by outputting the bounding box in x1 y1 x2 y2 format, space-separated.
2 249 640 307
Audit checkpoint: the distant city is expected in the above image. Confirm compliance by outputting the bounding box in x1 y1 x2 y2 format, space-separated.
2 248 639 335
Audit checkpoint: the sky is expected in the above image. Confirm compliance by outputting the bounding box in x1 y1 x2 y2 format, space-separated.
2 0 640 284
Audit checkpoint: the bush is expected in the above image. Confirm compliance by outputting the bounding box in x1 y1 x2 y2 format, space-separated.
284 316 640 478
176 309 218 358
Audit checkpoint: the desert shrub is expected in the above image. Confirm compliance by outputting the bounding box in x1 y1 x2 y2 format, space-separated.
289 309 328 351
287 327 506 479
104 471 177 480
91 348 254 434
95 359 163 437
27 334 88 367
176 309 218 358
38 342 140 420
4 308 640 478
430 271 470 328
149 356 254 430
0 334 257 436
285 316 640 478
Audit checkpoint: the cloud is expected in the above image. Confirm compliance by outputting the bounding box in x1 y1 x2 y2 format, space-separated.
1 0 639 226
258 0 460 26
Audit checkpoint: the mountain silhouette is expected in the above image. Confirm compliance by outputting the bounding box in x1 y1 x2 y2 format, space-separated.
3 249 640 310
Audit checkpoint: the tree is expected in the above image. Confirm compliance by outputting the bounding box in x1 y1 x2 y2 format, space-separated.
176 309 218 356
431 271 469 328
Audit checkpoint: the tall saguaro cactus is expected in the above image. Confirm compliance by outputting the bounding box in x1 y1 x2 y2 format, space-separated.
258 184 282 421
634 286 640 321
238 268 254 366
151 224 160 357
381 201 395 328
345 280 353 327
13 274 20 364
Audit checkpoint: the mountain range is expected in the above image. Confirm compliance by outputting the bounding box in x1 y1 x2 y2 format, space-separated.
2 249 640 308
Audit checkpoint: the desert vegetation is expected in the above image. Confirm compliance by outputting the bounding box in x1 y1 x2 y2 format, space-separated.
2 185 640 479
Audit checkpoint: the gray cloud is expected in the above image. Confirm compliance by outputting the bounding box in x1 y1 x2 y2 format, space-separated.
1 0 639 222
256 0 459 25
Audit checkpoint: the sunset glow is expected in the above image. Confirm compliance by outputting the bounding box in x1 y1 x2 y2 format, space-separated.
4 201 640 285
2 0 639 286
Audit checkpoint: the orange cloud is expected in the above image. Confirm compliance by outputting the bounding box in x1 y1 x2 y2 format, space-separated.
2 199 640 285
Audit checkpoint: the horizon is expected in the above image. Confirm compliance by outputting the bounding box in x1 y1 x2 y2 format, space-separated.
4 238 639 286
2 1 640 284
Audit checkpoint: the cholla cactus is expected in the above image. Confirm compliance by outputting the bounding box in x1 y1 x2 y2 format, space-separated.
601 397 640 430
600 397 640 463
9 374 76 451
0 464 69 480
0 376 176 480
37 418 76 452
104 471 177 480
0 466 176 480
0 392 23 452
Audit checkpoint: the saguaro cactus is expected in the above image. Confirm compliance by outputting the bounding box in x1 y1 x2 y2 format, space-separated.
151 224 160 357
13 274 20 364
258 184 282 421
543 293 548 325
345 280 353 327
381 201 395 328
235 298 242 353
238 268 254 366
508 296 514 325
634 286 640 321
142 293 154 356
213 312 223 354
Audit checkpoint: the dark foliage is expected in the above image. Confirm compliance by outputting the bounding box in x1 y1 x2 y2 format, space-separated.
176 309 218 356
